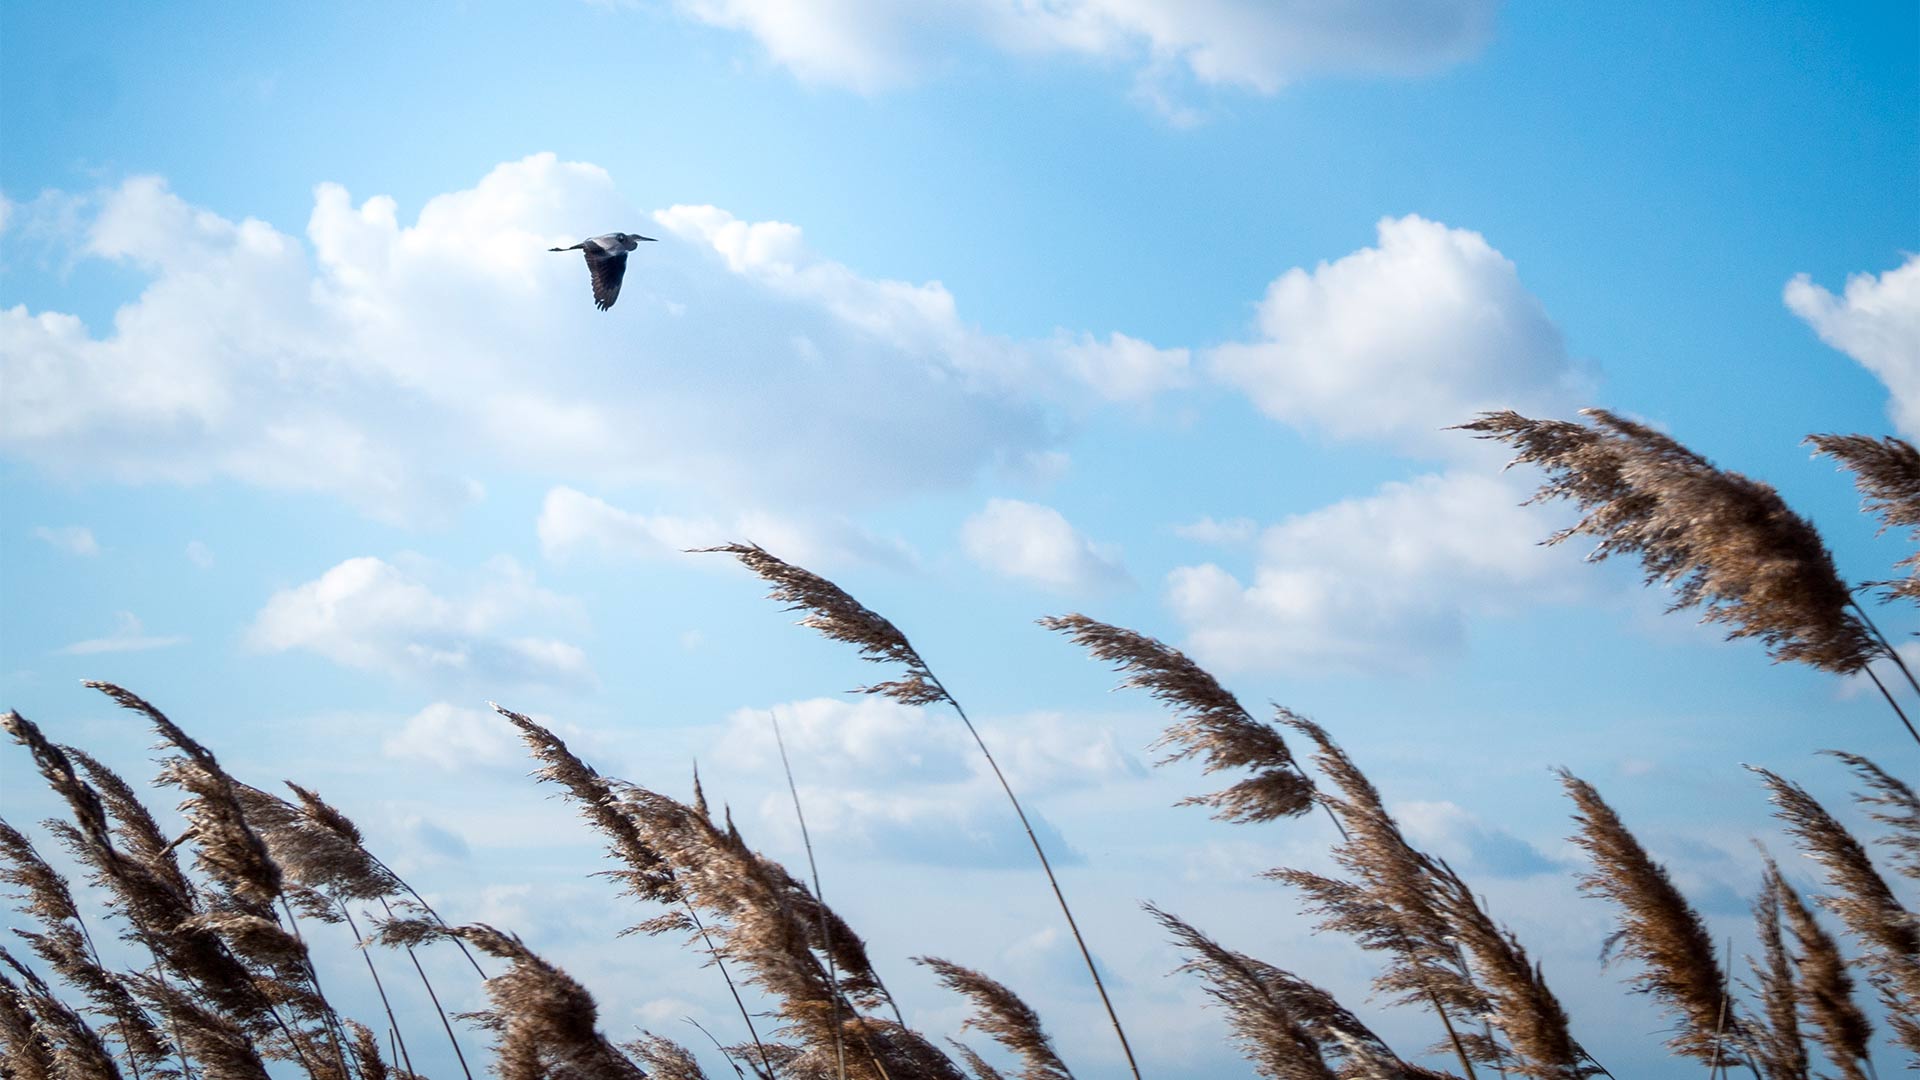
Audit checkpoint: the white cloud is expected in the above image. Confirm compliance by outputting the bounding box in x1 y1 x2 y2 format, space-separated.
1208 215 1585 455
32 525 99 556
185 540 214 568
712 697 1142 865
1058 331 1190 402
1 157 1060 523
536 485 915 570
58 612 185 655
1166 470 1576 673
671 0 1496 98
1172 515 1256 546
1395 799 1558 878
247 554 591 687
382 702 524 771
1785 255 1920 438
962 497 1127 591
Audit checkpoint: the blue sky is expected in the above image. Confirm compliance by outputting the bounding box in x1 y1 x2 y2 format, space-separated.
3 1 1917 1076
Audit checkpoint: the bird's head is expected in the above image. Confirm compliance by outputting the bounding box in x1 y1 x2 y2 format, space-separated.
622 232 659 245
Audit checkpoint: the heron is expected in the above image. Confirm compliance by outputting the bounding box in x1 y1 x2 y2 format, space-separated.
549 232 657 310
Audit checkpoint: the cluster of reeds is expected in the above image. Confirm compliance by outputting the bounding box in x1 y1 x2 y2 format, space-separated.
4 409 1918 1079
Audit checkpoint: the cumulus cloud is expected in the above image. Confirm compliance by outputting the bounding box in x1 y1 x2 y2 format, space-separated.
32 525 99 556
1785 255 1920 437
247 554 591 688
962 497 1127 591
1166 471 1576 673
1208 215 1585 455
536 485 915 570
1058 331 1190 402
671 0 1496 98
712 697 1142 865
382 701 525 771
57 612 185 655
0 156 1065 523
1396 799 1559 879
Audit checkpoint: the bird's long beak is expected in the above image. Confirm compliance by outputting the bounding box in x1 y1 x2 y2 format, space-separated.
637 234 658 242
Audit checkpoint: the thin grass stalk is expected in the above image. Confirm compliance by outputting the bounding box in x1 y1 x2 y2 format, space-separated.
358 853 485 980
927 672 1140 1080
679 898 777 1079
377 896 473 1080
1859 667 1920 750
702 544 1140 1079
1849 600 1920 746
684 1016 749 1079
1430 988 1478 1080
771 715 847 1080
340 904 414 1077
276 895 353 1080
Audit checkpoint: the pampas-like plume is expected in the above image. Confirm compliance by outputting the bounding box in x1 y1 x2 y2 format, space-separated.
1750 766 1920 1056
0 954 58 1080
703 543 1141 1080
404 923 647 1080
1746 863 1808 1080
696 542 948 706
5 710 287 1041
495 706 959 1080
1461 410 1877 674
1146 904 1450 1080
626 1033 714 1080
1767 862 1871 1080
1825 750 1920 881
0 819 174 1076
1558 771 1739 1065
915 958 1072 1080
0 946 122 1080
1808 432 1920 602
1267 716 1500 1075
1039 614 1312 822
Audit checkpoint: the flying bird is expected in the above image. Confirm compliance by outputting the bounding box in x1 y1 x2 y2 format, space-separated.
550 232 657 310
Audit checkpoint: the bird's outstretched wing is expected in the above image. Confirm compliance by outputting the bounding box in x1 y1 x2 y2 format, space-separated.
585 248 629 310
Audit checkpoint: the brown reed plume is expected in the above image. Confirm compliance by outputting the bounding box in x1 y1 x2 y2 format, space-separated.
1268 715 1504 1077
628 1033 715 1079
915 958 1072 1080
1558 770 1741 1066
1825 750 1920 881
86 682 355 1078
385 922 647 1080
6 710 290 1049
492 704 774 1076
700 542 1141 1079
1039 615 1313 823
1766 861 1872 1080
1749 766 1920 1056
1744 858 1806 1080
0 952 58 1080
1462 410 1878 674
0 818 175 1078
0 945 120 1080
1808 433 1920 603
497 704 954 1080
1146 903 1458 1080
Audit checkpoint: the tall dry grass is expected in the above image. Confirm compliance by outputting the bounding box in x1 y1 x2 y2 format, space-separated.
4 411 1918 1079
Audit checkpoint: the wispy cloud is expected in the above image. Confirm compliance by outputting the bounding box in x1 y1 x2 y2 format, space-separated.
665 0 1497 105
32 525 99 556
58 612 185 655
